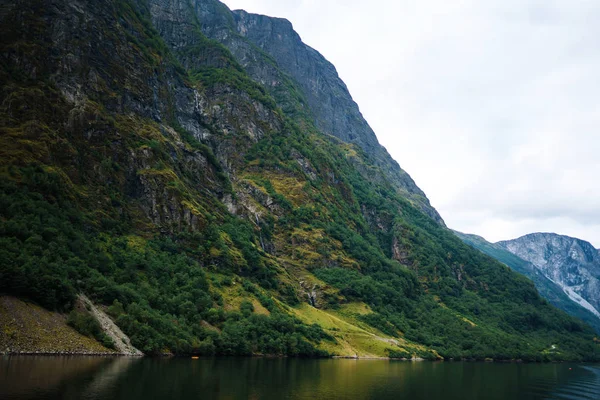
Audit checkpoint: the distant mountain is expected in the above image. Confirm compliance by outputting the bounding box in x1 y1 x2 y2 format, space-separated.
497 233 600 323
454 231 600 333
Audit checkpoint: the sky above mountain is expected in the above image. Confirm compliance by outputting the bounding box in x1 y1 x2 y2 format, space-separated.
222 0 600 247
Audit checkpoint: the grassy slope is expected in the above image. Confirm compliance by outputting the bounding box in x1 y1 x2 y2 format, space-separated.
288 303 435 358
0 296 115 354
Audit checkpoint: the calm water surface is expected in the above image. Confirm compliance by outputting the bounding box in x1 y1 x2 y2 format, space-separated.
1 356 600 400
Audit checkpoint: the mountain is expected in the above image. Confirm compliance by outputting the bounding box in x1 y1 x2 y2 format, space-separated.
454 231 600 333
1 0 598 361
498 233 600 322
152 0 443 224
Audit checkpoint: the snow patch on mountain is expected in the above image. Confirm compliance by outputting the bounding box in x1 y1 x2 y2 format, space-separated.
498 232 600 323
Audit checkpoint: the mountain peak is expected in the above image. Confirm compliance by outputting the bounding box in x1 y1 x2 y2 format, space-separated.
498 232 600 264
498 232 600 321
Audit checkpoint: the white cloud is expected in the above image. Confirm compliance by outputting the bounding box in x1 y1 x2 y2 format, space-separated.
222 0 600 247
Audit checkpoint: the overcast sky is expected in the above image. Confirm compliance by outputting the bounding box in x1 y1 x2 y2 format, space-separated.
222 0 600 247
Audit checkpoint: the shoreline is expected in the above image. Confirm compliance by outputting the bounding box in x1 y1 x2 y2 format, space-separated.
1 351 142 357
0 352 578 363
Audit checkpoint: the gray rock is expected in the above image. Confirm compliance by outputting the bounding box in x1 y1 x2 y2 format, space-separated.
498 233 600 320
188 0 444 224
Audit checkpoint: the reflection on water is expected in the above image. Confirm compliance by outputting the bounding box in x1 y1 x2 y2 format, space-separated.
1 357 599 400
0 356 139 400
542 366 600 400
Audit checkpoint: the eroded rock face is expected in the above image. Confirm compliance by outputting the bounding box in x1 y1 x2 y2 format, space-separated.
141 0 445 235
498 233 600 318
187 0 443 224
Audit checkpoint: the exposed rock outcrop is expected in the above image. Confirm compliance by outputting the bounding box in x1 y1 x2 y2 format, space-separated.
78 295 143 356
186 0 443 224
498 233 600 320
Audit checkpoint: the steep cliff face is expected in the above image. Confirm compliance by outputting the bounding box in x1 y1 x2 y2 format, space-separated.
188 0 443 223
2 0 599 360
498 233 600 320
455 231 600 333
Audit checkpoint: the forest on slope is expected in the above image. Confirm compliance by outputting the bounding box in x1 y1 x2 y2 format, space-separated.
1 0 598 360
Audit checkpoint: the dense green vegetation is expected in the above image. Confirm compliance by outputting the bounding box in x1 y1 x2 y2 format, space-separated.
238 100 600 360
0 173 329 356
1 0 599 361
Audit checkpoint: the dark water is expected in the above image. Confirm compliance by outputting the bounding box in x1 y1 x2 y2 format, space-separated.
1 357 600 400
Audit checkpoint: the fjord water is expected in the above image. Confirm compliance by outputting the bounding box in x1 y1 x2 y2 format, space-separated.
1 357 599 400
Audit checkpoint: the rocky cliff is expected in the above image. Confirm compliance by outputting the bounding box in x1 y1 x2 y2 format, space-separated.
498 233 600 320
184 0 443 223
